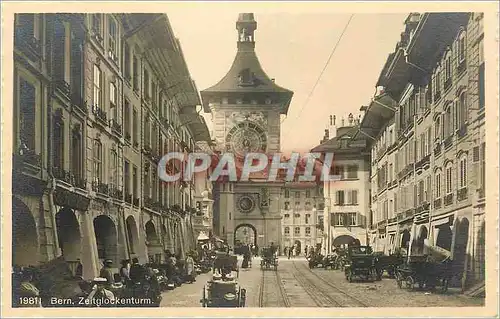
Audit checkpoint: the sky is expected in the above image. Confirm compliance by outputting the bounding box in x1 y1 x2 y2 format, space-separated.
166 8 408 153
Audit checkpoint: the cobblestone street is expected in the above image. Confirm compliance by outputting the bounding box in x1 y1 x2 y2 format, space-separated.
160 256 484 307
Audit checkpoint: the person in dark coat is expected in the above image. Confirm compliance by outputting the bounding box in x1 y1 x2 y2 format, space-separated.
129 258 146 284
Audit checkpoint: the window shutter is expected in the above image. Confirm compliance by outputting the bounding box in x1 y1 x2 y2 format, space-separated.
347 190 352 205
335 191 340 205
353 190 358 205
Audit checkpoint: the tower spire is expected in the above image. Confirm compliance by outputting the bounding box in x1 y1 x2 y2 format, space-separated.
236 13 257 51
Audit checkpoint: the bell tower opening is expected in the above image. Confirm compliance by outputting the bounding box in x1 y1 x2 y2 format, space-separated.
236 13 257 50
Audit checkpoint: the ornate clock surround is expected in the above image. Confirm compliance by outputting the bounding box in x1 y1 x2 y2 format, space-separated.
225 120 267 157
237 194 256 213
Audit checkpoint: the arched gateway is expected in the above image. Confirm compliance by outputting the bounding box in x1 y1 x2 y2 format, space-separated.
234 224 257 246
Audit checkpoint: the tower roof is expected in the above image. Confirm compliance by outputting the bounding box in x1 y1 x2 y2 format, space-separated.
200 13 293 112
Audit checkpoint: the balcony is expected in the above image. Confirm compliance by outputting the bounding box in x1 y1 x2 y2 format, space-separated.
53 167 73 184
133 197 140 207
15 34 42 61
416 201 430 215
55 79 71 97
444 193 454 206
434 143 442 157
434 91 442 102
457 125 468 139
415 154 431 171
109 187 123 201
457 59 467 76
71 93 88 113
74 176 87 190
477 188 485 200
92 106 108 125
92 182 109 196
125 132 131 142
444 78 452 92
434 198 442 209
444 135 453 149
457 187 468 201
125 193 132 204
110 120 122 135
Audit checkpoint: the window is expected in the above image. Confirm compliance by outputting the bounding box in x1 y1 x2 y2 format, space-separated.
144 167 150 198
71 126 82 179
132 165 138 198
333 165 344 178
295 191 300 198
92 14 102 34
284 214 290 218
284 227 290 235
93 64 102 108
108 17 117 57
93 140 102 184
305 227 311 236
53 19 66 82
305 190 311 198
446 164 453 194
110 149 118 190
480 143 485 192
458 33 466 62
458 92 467 127
294 227 300 236
53 113 64 169
124 100 131 140
334 213 345 226
294 213 300 218
479 63 485 109
336 190 345 205
347 165 358 179
124 42 131 79
284 202 290 210
435 116 441 141
132 55 139 90
124 160 130 195
445 56 452 80
347 190 358 205
420 133 425 159
435 171 442 198
109 82 117 121
144 115 151 147
418 180 424 204
284 189 290 198
425 176 431 202
133 108 138 146
305 213 311 224
348 213 357 226
294 201 300 210
459 156 467 188
445 104 453 137
19 78 36 151
426 128 432 155
144 69 150 98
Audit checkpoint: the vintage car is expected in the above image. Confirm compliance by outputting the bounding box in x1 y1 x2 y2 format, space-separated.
260 247 278 271
344 246 378 282
201 254 246 307
373 251 405 279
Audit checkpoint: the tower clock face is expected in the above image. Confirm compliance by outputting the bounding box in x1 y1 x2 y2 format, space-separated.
226 121 267 157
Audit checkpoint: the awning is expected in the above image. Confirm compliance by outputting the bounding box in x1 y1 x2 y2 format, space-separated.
197 232 209 241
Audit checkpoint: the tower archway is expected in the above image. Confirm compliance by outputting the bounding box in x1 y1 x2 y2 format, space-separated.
125 215 139 255
234 224 257 246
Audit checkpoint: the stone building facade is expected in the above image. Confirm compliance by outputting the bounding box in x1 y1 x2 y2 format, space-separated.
200 13 294 249
280 182 324 255
312 114 372 255
12 13 211 279
366 13 485 289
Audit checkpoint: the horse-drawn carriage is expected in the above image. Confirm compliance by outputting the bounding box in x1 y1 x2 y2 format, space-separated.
344 246 378 282
373 251 405 279
201 254 246 307
260 247 278 271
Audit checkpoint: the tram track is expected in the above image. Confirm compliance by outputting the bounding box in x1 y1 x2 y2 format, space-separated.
294 261 368 307
258 263 290 307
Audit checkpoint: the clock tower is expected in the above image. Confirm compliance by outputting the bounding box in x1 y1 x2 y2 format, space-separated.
201 13 293 249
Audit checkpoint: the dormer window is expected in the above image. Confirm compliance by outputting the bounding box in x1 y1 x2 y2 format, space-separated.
239 27 254 42
238 68 254 86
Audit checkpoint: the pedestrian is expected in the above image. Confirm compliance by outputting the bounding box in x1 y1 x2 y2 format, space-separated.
120 259 130 284
99 259 115 286
288 246 292 260
129 257 146 284
185 253 196 283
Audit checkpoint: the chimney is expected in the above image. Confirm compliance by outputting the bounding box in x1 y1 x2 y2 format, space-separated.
328 115 337 139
